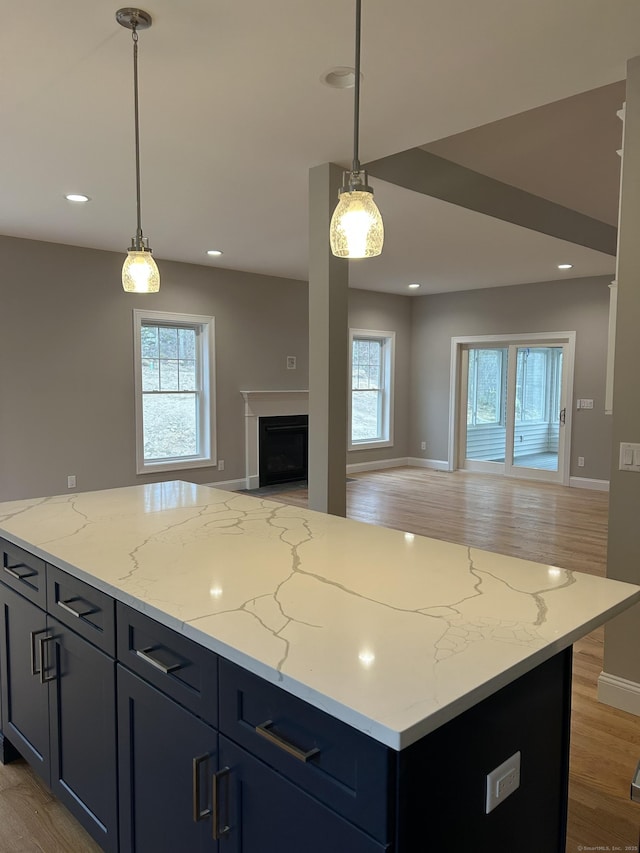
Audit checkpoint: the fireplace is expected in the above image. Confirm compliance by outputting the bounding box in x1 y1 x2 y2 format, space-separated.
259 415 308 486
240 391 309 490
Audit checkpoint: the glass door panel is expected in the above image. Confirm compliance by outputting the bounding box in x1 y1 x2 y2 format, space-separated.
509 346 564 475
464 348 508 464
458 338 571 484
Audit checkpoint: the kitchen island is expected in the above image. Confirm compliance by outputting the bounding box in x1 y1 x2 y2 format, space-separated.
0 482 638 852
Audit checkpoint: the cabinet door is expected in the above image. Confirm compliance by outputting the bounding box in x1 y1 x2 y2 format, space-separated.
118 665 219 853
48 617 118 853
0 582 50 782
219 736 389 853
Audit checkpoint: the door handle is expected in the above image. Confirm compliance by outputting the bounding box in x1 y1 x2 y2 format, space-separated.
29 628 49 676
192 754 212 822
212 767 231 840
39 634 57 684
559 407 566 425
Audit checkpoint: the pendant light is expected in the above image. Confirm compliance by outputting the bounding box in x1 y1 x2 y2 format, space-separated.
117 8 160 293
329 0 384 259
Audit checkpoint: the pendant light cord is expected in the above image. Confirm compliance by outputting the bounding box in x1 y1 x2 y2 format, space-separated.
132 25 143 248
352 0 362 174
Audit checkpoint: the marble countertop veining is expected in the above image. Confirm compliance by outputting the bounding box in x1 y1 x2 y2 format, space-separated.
0 481 638 750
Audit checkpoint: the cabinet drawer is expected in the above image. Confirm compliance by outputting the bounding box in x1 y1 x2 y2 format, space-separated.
116 603 217 727
47 565 115 656
219 660 391 844
0 538 46 608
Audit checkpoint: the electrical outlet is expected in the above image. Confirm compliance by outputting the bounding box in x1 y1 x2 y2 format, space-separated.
486 751 521 814
67 475 76 489
420 441 426 451
578 456 585 467
218 460 225 472
286 356 296 370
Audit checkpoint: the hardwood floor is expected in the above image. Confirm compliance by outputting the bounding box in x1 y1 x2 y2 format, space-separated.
0 467 637 851
0 756 102 852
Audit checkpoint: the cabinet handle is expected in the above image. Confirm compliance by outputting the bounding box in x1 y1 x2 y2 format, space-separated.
3 564 35 582
212 766 231 840
255 720 320 763
39 634 57 684
192 754 212 822
29 628 49 676
57 598 95 619
135 646 181 675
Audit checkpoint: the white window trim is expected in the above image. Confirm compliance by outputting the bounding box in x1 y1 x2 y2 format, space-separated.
348 328 395 451
133 309 217 474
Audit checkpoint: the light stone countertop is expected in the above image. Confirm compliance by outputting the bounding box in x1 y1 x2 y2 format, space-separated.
0 481 638 750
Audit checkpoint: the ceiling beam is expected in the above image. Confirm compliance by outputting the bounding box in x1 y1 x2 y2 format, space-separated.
365 148 617 256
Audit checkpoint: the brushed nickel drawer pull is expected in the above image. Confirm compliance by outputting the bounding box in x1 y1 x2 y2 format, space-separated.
3 564 35 582
192 754 212 822
58 598 95 619
212 766 231 840
135 646 181 675
255 720 320 763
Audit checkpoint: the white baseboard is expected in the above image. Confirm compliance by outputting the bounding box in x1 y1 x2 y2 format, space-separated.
406 457 450 472
346 457 409 474
569 477 610 491
204 478 247 492
597 671 640 716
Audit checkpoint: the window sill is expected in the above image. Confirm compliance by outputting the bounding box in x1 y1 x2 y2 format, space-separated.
348 439 393 452
136 456 217 475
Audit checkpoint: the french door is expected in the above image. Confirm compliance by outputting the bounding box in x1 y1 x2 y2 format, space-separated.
454 334 574 484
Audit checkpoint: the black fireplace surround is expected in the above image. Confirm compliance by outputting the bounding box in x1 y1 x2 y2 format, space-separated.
258 415 308 487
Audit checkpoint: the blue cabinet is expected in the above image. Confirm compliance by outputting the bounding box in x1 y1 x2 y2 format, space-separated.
0 581 50 780
0 543 119 852
219 735 388 853
117 665 219 853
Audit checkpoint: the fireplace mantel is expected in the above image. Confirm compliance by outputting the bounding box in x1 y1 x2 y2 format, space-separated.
241 390 309 489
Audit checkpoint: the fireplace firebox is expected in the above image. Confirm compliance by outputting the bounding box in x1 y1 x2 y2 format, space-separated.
258 415 308 487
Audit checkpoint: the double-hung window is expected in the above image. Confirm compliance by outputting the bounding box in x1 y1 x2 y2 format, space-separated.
133 309 216 473
349 329 395 449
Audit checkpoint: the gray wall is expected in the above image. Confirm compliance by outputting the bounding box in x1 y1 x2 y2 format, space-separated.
0 235 309 501
604 55 640 687
410 276 612 480
347 289 412 465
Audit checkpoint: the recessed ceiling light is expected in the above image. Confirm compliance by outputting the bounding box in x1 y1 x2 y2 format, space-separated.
65 193 90 203
206 250 223 257
557 263 573 270
408 283 421 289
321 66 357 89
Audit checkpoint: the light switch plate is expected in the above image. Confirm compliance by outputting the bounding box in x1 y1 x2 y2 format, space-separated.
619 442 640 472
486 751 521 814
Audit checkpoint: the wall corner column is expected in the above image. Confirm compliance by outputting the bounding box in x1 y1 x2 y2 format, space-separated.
600 54 640 716
308 163 348 516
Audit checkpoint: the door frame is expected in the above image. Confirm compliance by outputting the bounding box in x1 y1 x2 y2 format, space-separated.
448 331 576 486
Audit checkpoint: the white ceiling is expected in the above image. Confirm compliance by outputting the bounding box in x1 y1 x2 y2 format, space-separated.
1 0 638 294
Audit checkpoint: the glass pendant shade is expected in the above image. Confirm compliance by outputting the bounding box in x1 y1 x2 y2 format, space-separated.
330 189 384 259
122 249 160 293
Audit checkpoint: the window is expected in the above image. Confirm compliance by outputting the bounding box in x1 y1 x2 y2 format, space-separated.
349 329 395 449
133 309 216 474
